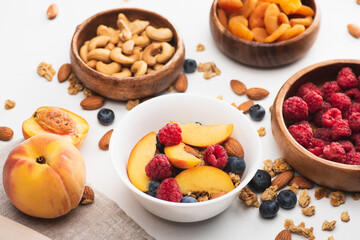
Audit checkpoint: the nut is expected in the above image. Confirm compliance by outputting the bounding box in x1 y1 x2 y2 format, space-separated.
80 96 105 110
288 176 313 189
112 68 132 78
246 87 269 100
88 36 111 52
271 171 294 190
97 25 120 44
0 127 14 141
230 79 247 95
117 19 132 42
80 186 95 204
96 61 122 75
122 39 135 55
99 129 113 150
142 43 162 66
155 42 175 63
174 73 188 92
87 48 111 63
183 144 200 158
57 63 72 83
129 19 150 35
47 4 58 20
126 99 140 110
223 137 244 158
110 47 135 65
131 60 147 76
146 26 173 42
237 100 254 113
275 229 291 240
347 23 360 38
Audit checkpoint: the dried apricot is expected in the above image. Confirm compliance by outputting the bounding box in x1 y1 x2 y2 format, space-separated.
264 3 280 34
229 15 249 27
249 2 270 29
229 17 254 41
265 23 291 42
290 16 313 27
277 0 302 14
278 24 305 41
240 0 259 18
252 27 269 42
278 12 289 24
217 8 228 28
218 0 243 12
292 5 315 17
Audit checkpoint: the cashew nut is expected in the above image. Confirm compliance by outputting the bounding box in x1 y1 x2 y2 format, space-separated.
129 20 150 35
155 42 175 64
132 31 151 48
118 13 130 26
129 47 142 62
131 60 147 76
147 68 156 74
80 44 88 63
97 25 120 44
122 39 135 55
110 47 135 65
142 42 162 67
105 42 115 50
112 68 132 78
145 26 173 42
87 48 111 63
87 60 97 69
88 35 111 51
153 63 164 70
117 19 132 42
96 61 121 75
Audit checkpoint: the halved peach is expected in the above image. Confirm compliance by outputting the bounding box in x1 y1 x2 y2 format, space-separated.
172 121 233 147
164 142 201 169
22 106 89 148
127 132 157 192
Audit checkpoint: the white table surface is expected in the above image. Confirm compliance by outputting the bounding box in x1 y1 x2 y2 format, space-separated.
0 0 359 239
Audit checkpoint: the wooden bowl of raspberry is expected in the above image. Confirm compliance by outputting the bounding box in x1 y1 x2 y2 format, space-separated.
271 59 360 192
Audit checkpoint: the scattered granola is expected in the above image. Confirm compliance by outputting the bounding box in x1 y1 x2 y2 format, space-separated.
299 189 311 208
341 211 350 222
273 158 292 173
196 43 205 52
257 127 266 137
302 206 315 216
37 62 56 81
315 187 330 200
328 236 334 240
166 84 174 92
287 183 299 194
330 191 345 206
4 100 16 110
231 102 237 108
83 88 95 98
239 187 260 207
197 62 221 79
228 172 241 187
216 95 223 100
263 159 276 178
322 220 336 231
351 192 360 200
261 186 278 202
190 192 210 202
126 99 140 110
284 219 315 240
67 73 84 95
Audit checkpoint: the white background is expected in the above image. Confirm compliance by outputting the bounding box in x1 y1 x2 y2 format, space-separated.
0 0 359 239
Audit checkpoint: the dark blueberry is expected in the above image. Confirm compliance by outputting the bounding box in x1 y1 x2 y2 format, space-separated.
180 196 198 203
223 156 246 175
259 200 279 218
97 108 115 126
277 190 297 209
249 104 266 121
146 180 161 197
248 169 271 192
183 59 197 73
195 121 202 125
156 134 165 153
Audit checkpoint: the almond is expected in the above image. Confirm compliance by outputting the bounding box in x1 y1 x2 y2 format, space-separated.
275 229 291 240
81 186 95 205
237 100 254 113
57 63 72 83
271 171 294 190
246 88 269 100
80 96 105 110
47 4 58 20
0 127 14 141
174 73 188 92
184 144 200 158
230 79 247 95
223 137 244 158
289 176 313 189
347 23 360 38
99 129 113 150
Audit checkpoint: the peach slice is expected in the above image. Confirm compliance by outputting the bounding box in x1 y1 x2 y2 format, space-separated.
164 142 201 169
22 106 89 148
127 132 157 192
175 166 235 195
172 121 233 147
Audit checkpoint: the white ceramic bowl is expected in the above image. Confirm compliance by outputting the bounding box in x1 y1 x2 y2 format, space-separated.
110 94 261 222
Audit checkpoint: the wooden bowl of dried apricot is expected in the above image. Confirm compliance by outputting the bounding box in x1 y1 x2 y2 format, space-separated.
209 0 320 68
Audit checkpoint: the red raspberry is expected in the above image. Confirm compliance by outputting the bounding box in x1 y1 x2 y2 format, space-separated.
303 91 323 113
313 101 332 127
294 120 311 128
308 138 325 149
156 178 182 202
337 67 358 89
351 134 360 147
203 144 228 169
346 152 360 165
288 124 313 148
330 93 351 113
322 108 342 128
348 112 360 132
297 82 322 98
145 154 172 180
344 88 360 101
323 142 346 163
331 119 351 140
322 81 341 102
283 96 308 122
337 140 354 153
314 128 332 141
308 147 323 157
158 123 182 146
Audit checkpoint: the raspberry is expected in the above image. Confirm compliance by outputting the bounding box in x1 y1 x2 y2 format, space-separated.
294 120 311 128
322 108 342 128
156 178 182 202
145 154 172 180
283 97 308 122
158 123 182 146
314 128 332 141
344 88 360 101
308 138 325 149
330 93 351 112
337 140 354 153
322 81 341 102
288 124 313 148
308 147 323 157
303 91 323 113
351 134 360 147
203 144 228 169
297 82 322 98
348 112 360 132
331 119 351 140
337 67 358 89
313 101 332 127
323 142 346 163
346 152 360 165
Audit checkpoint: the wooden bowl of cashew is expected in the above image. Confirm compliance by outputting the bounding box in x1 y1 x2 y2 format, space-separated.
209 0 320 68
70 8 185 100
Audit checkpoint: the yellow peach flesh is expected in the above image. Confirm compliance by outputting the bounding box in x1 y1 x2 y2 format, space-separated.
164 142 201 169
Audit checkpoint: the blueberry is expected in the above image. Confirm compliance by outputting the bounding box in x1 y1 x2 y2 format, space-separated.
277 190 297 209
181 196 198 203
259 200 279 218
156 134 165 153
146 180 161 197
223 156 246 175
249 104 266 121
97 108 115 125
183 59 197 73
248 169 271 192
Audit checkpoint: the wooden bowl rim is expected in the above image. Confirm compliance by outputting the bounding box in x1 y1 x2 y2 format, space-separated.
274 59 360 171
210 0 321 47
71 7 185 83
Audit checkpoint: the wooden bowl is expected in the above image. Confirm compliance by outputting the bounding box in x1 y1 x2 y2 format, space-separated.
271 59 360 192
209 0 321 68
70 8 185 100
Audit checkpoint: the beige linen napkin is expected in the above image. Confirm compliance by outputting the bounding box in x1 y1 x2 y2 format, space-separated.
0 140 155 240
